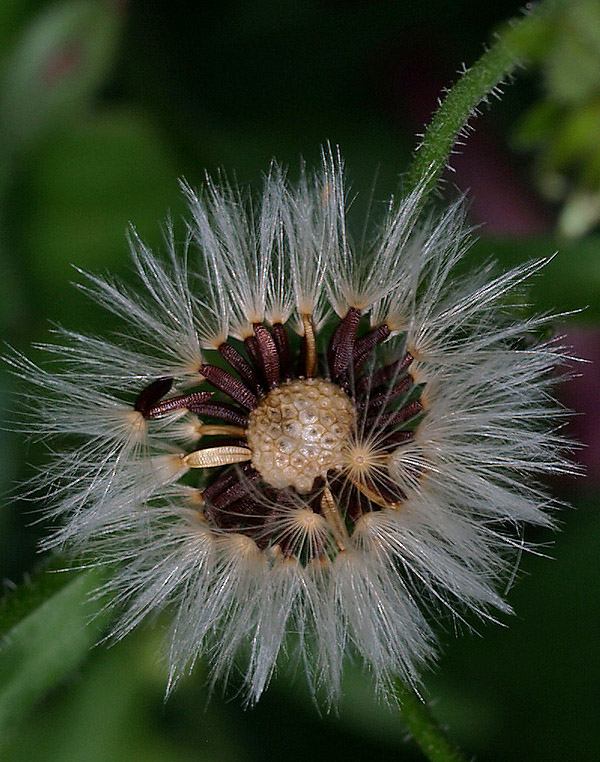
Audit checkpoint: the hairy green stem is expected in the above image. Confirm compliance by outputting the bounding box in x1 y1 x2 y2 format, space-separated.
405 0 557 203
394 681 469 762
0 554 79 636
0 558 110 738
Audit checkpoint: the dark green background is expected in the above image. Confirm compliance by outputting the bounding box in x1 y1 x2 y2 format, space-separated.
0 1 598 760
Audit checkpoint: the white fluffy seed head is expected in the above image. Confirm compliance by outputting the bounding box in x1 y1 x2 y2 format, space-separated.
8 150 577 707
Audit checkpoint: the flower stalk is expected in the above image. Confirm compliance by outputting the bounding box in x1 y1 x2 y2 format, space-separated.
405 0 557 203
394 681 469 762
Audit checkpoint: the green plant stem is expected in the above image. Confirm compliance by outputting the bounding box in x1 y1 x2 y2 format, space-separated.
394 681 469 762
0 554 79 636
405 0 557 203
0 558 110 739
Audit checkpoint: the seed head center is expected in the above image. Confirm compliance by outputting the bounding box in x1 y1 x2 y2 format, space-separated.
246 378 355 493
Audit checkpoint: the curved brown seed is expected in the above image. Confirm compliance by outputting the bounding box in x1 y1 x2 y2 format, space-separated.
253 323 280 387
192 401 248 427
200 364 258 409
134 377 174 416
328 308 360 382
357 351 413 393
271 323 291 379
353 324 391 371
145 391 213 418
357 376 412 412
218 342 263 393
369 400 423 429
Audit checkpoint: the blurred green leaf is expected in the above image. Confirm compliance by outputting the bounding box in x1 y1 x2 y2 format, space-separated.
543 0 600 103
18 108 181 321
0 0 39 62
0 0 123 173
0 1 125 337
0 565 108 745
1 622 248 762
512 0 600 235
470 235 600 318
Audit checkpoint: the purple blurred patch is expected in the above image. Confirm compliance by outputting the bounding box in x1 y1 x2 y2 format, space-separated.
560 328 599 484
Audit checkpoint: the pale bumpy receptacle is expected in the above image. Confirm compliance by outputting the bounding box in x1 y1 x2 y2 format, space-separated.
246 378 355 493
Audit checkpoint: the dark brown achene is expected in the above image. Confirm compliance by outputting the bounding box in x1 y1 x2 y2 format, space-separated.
134 312 424 555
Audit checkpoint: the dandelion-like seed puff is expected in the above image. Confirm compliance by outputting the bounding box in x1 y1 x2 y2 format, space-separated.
8 150 573 704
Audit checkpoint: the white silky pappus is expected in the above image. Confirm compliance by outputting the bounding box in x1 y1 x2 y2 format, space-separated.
8 149 575 706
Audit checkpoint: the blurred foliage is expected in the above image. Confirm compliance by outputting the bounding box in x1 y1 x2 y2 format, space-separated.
0 566 108 740
1 502 597 762
514 0 600 235
0 0 122 164
0 0 598 761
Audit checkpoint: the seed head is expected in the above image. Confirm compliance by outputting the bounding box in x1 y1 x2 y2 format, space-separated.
7 149 574 704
